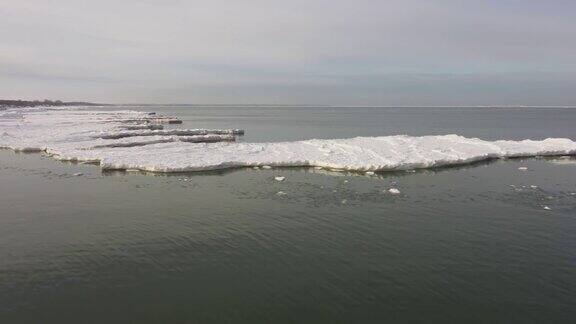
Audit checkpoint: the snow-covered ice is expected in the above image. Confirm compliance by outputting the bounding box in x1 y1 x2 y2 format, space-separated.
388 188 401 195
2 107 576 173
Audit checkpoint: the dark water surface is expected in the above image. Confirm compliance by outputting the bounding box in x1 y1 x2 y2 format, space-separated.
1 106 576 323
134 105 576 142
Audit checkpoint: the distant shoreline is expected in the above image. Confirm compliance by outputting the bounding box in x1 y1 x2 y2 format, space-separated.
2 100 575 109
0 99 108 108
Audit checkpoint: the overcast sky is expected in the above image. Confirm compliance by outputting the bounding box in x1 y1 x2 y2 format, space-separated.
1 0 575 105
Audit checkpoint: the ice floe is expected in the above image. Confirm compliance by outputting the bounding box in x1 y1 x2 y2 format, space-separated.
388 188 401 195
1 107 576 173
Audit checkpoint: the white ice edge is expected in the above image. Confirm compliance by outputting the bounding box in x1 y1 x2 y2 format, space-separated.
1 106 576 173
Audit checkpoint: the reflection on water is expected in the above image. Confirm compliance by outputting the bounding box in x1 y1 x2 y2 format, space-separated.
1 149 576 323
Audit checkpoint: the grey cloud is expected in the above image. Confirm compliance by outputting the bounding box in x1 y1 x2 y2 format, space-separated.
1 0 575 104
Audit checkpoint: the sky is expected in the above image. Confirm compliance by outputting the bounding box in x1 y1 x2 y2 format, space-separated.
1 0 575 105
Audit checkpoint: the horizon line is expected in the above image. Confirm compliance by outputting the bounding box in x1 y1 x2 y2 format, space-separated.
111 103 576 108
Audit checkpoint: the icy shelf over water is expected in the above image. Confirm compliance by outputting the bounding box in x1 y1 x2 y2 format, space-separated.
1 107 576 173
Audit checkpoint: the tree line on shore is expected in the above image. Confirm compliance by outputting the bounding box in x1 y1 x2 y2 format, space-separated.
0 99 105 108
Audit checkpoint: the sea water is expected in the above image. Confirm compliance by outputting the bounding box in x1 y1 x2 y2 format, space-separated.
1 106 575 323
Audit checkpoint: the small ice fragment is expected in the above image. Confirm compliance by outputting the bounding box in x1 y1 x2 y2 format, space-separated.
262 165 272 169
543 206 551 210
343 180 349 183
72 172 83 176
530 185 538 189
276 191 287 196
405 170 416 173
126 169 140 172
253 166 260 170
518 166 528 171
388 188 401 195
365 171 375 175
341 199 347 204
274 176 285 182
314 166 323 170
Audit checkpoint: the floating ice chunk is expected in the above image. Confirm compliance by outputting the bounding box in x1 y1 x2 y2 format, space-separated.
2 107 576 174
543 206 551 210
365 171 375 175
96 129 243 140
518 166 528 171
388 188 401 195
262 165 272 169
276 191 287 196
274 176 285 182
179 135 235 143
90 137 176 149
548 157 576 165
120 124 164 130
72 172 83 176
149 117 182 124
253 166 260 170
530 185 539 189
